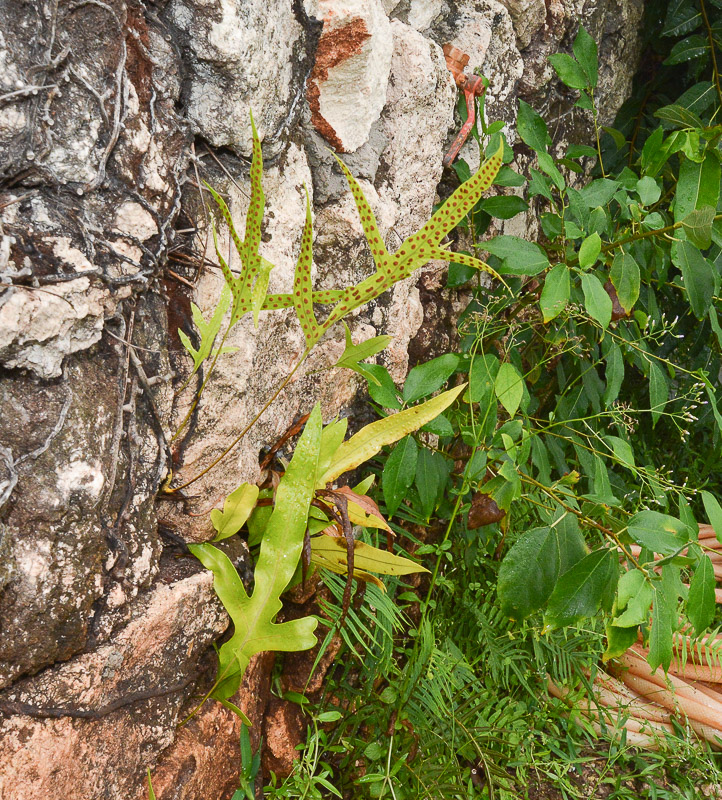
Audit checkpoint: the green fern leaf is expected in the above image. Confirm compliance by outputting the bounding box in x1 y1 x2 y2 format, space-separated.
189 405 322 709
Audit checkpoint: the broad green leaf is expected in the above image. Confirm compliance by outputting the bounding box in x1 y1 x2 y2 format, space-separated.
544 549 618 629
548 53 589 90
310 535 428 582
469 353 500 404
517 99 551 152
677 81 716 114
610 251 640 313
648 568 675 673
663 35 708 66
681 205 715 250
662 0 701 38
190 406 322 706
483 235 549 275
604 622 638 661
479 195 528 219
636 176 661 206
540 263 570 322
178 286 232 375
211 483 260 541
701 490 722 543
363 364 402 409
655 103 705 129
579 179 619 208
498 524 586 619
493 166 526 187
675 152 721 223
604 435 635 468
316 419 349 485
602 339 624 407
573 26 598 87
494 362 524 417
536 151 566 191
568 144 599 160
614 576 653 627
578 233 601 269
648 360 668 426
320 383 466 485
581 272 613 330
334 323 391 383
627 510 688 555
672 240 717 318
415 448 450 520
687 555 716 634
383 436 418 516
403 354 460 403
576 91 594 110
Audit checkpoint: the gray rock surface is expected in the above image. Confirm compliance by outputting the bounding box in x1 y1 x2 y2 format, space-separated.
0 0 644 796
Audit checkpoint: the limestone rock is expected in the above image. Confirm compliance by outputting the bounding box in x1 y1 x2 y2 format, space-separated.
307 0 393 152
169 0 310 155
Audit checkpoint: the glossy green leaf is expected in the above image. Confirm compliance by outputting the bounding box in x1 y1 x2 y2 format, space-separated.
383 436 418 516
363 364 402 409
636 176 661 206
581 272 613 330
701 490 722 543
483 235 549 275
672 240 717 319
517 99 551 152
648 360 668 425
415 449 450 520
494 362 524 417
663 35 708 66
681 205 715 250
627 510 688 555
687 555 716 634
675 152 721 223
578 232 602 269
498 524 586 620
544 549 618 629
579 179 619 208
403 354 460 403
602 339 624 407
548 53 589 90
540 263 570 322
648 568 675 673
479 195 528 219
211 482 260 541
573 26 598 87
610 251 640 313
320 384 466 485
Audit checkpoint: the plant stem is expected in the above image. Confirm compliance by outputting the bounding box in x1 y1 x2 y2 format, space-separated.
167 350 309 493
590 89 607 178
423 491 465 609
700 0 722 110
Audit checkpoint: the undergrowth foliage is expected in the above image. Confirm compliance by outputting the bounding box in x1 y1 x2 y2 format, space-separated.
155 5 722 797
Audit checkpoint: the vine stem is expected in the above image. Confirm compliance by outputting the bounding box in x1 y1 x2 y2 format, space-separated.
700 0 722 110
590 89 607 178
423 492 465 609
166 348 310 493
